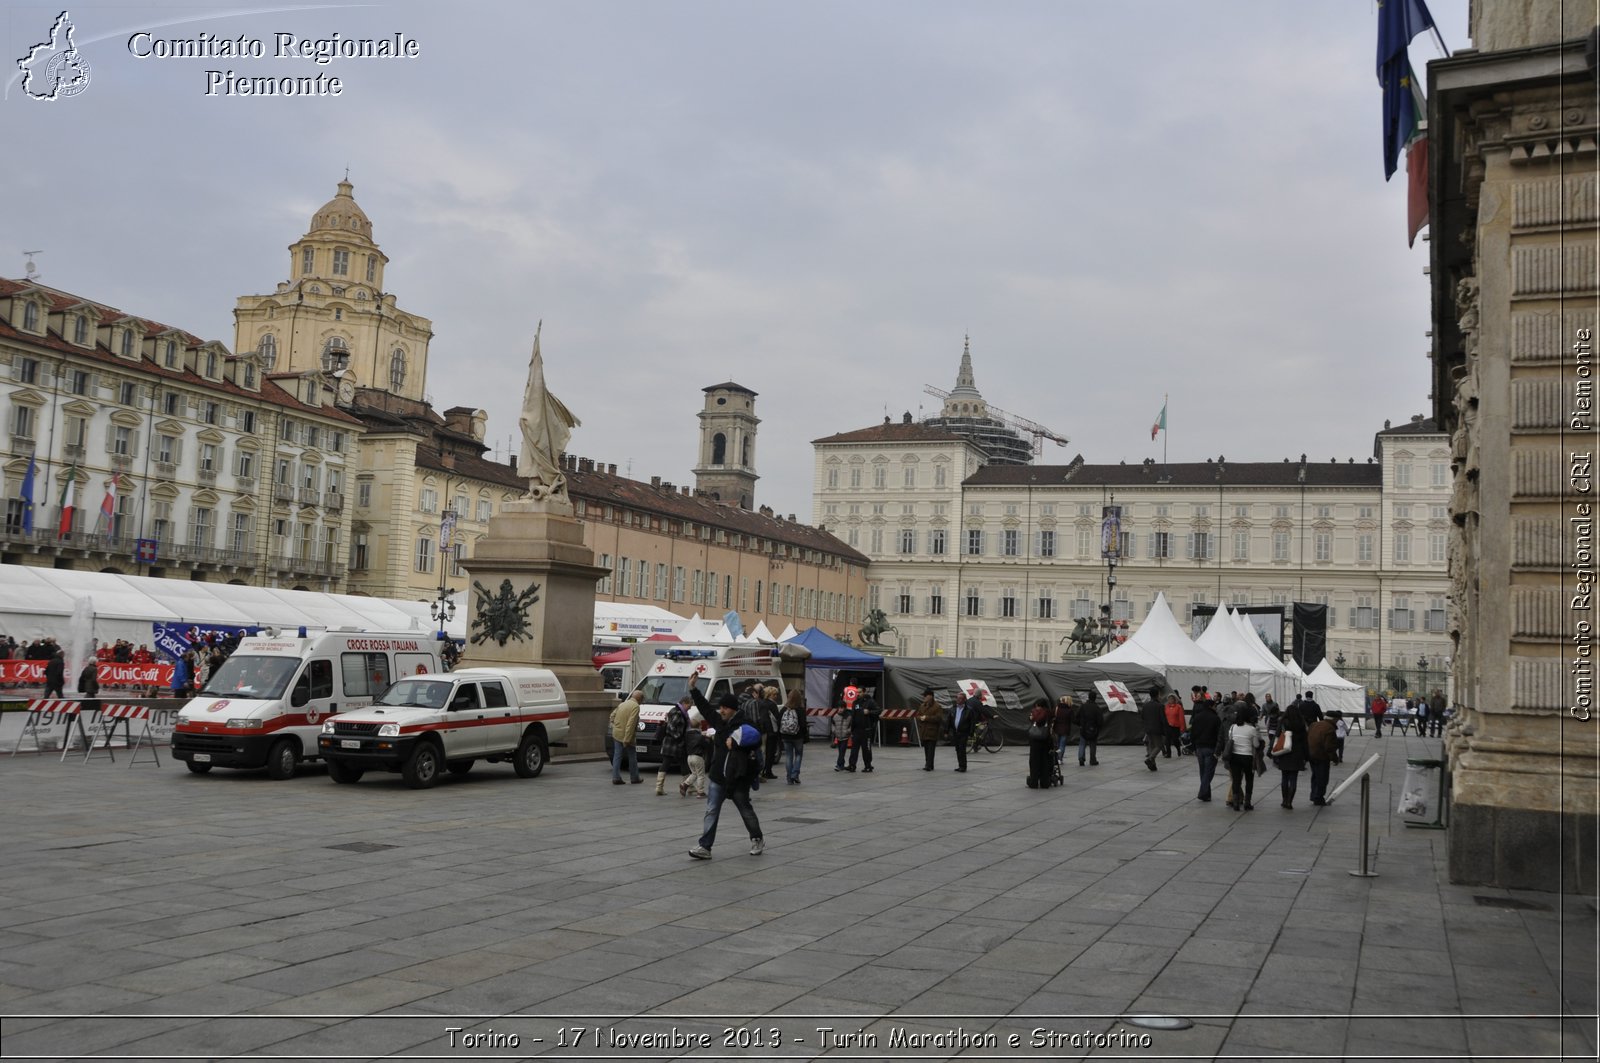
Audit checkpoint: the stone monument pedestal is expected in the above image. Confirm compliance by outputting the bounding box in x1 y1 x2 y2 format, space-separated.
461 500 613 756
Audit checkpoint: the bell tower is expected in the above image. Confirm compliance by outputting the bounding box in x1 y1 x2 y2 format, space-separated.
693 382 759 509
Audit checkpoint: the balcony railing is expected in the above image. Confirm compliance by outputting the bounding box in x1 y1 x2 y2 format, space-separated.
0 525 266 569
297 487 320 505
323 491 344 511
197 468 217 486
235 475 256 494
272 483 294 502
268 552 347 579
10 434 36 456
62 443 86 461
111 453 133 472
155 461 178 480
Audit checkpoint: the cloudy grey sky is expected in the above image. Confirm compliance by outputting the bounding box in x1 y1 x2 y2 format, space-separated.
7 0 1469 520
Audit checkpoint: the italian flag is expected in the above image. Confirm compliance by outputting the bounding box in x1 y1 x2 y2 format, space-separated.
99 473 120 530
57 463 78 536
1151 402 1167 441
1401 63 1429 247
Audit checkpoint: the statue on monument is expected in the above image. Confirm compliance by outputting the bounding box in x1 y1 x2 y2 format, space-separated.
518 322 581 504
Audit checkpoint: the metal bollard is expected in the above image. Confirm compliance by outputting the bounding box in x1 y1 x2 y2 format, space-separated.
1349 774 1378 877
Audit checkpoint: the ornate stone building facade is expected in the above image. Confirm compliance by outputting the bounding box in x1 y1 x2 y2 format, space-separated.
0 279 358 588
234 180 433 402
1428 4 1599 891
815 412 1452 686
234 180 527 607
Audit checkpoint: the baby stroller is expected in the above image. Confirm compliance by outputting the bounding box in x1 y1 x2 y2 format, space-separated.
1025 706 1062 789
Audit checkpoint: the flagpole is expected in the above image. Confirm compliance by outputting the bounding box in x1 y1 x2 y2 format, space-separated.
1162 393 1168 468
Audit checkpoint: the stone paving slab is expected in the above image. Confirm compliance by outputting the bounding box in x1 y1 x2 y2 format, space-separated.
0 729 1594 1062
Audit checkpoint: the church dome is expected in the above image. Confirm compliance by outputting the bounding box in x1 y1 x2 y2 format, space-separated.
307 179 373 241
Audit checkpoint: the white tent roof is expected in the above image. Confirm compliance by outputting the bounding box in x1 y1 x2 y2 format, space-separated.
1089 593 1250 694
0 567 698 652
747 620 776 643
0 566 444 648
593 602 689 640
1305 657 1366 716
1308 658 1362 689
777 623 799 642
677 617 726 642
1194 608 1297 702
1093 593 1239 671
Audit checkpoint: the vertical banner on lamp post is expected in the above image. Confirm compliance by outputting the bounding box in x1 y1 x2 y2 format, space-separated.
439 510 457 554
1100 505 1122 559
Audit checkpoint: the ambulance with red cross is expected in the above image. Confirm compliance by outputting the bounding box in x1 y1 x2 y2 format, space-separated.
627 643 788 760
170 630 443 779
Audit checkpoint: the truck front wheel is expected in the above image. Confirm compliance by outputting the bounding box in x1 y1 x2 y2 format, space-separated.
513 733 547 778
402 742 441 789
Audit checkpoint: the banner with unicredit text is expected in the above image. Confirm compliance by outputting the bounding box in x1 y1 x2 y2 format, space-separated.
0 660 174 689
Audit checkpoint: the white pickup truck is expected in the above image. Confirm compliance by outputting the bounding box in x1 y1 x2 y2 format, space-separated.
315 667 568 788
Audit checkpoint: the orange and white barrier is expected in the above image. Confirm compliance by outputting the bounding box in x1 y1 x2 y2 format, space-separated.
6 700 161 766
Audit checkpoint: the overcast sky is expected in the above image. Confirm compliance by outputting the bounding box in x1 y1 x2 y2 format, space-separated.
7 0 1469 520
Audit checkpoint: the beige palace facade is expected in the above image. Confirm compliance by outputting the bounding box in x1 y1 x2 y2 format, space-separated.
815 413 1453 691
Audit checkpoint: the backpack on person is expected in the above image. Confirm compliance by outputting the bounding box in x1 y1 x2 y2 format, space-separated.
779 705 801 737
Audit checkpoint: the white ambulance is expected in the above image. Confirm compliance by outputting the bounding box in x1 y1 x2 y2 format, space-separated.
627 643 788 759
171 630 443 779
315 667 568 788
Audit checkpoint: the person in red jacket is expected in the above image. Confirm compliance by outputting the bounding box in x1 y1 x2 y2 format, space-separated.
1370 692 1389 738
1163 693 1186 757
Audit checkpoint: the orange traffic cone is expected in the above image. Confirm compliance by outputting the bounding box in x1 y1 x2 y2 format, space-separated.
899 726 911 746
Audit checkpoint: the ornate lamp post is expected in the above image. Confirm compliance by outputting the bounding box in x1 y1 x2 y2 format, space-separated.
1334 650 1346 670
430 587 456 634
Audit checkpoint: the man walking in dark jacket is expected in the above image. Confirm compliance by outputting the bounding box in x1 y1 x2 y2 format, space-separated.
687 690 764 859
1188 696 1222 801
43 648 66 699
847 687 880 773
1140 695 1167 771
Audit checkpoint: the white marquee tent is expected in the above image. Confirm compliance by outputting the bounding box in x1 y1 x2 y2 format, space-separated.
1089 592 1250 695
1195 608 1299 704
1307 658 1367 717
0 566 693 654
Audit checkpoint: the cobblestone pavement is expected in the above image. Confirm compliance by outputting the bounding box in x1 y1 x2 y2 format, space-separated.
0 728 1593 1062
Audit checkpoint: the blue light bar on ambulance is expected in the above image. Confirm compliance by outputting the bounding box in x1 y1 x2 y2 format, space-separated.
659 648 719 659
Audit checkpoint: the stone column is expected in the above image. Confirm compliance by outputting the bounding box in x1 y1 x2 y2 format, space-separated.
460 499 613 756
1439 79 1600 893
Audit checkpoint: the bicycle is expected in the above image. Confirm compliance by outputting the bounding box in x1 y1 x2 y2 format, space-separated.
967 717 1004 754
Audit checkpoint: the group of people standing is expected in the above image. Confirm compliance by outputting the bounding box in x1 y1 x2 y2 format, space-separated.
1369 688 1448 737
1170 688 1342 811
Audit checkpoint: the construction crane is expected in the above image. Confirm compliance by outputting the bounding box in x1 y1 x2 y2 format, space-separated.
923 383 1069 457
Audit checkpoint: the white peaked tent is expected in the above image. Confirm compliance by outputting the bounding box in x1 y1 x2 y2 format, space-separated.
1089 592 1250 695
676 615 727 642
1195 608 1298 704
1307 658 1366 717
746 620 776 643
777 623 799 642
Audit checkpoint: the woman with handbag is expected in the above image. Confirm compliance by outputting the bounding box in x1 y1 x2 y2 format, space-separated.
1273 702 1310 809
1223 703 1261 811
